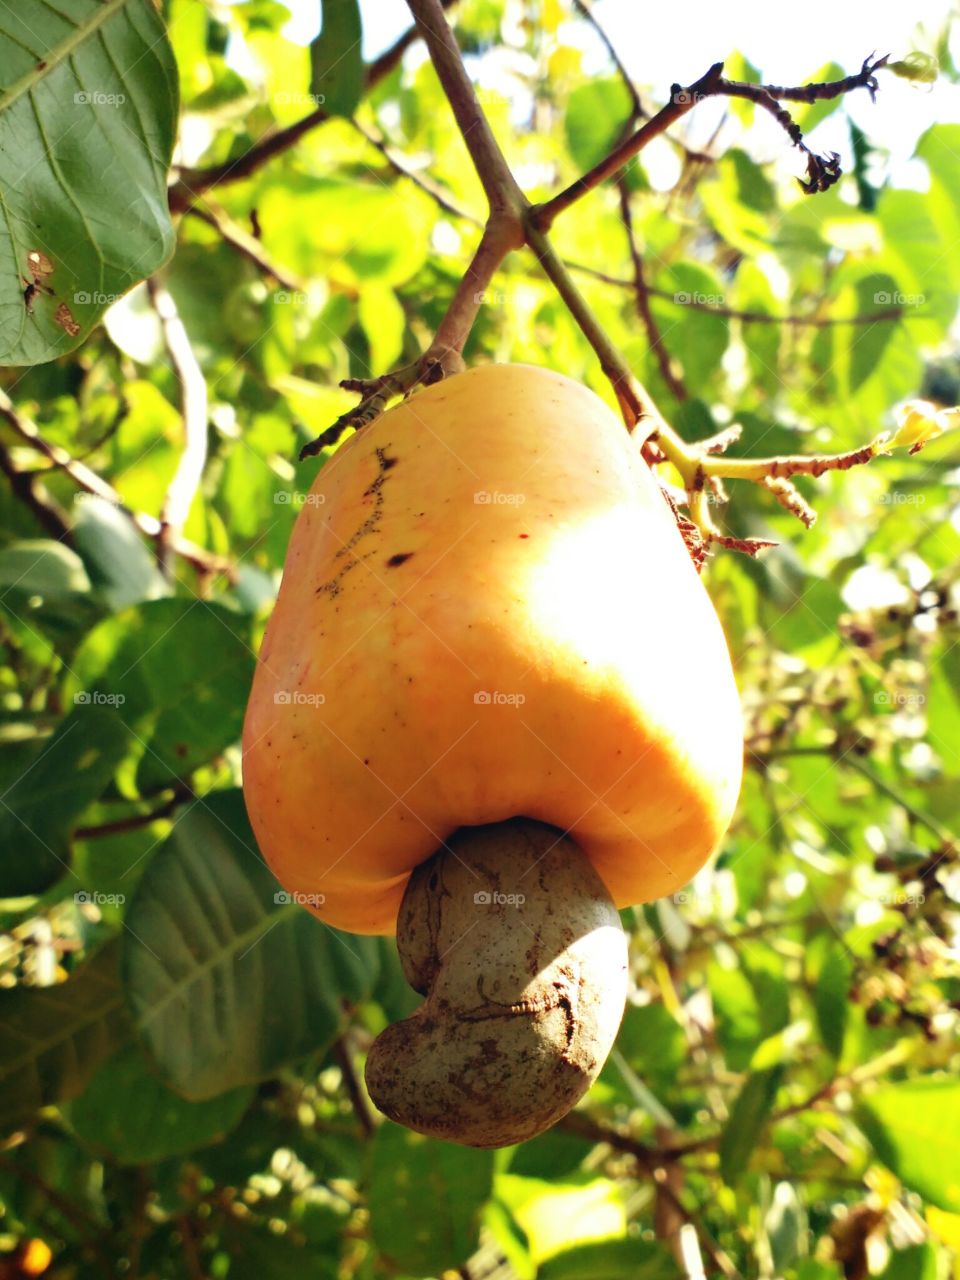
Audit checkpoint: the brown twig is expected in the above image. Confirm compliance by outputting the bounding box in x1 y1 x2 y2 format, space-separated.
617 179 688 401
168 4 459 213
186 204 308 292
534 55 887 227
332 1034 378 1137
146 280 209 580
532 62 727 228
350 119 480 223
74 783 192 841
0 436 71 539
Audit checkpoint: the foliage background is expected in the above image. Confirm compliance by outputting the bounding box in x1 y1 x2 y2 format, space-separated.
1 0 960 1277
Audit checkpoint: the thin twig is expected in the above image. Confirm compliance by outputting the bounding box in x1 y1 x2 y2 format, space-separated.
74 783 192 841
0 389 230 579
406 0 527 218
146 280 209 580
351 119 480 223
617 179 688 401
0 436 71 539
332 1034 378 1137
186 204 308 292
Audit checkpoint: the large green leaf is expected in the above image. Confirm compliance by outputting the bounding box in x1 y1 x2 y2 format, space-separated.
0 0 179 364
368 1122 494 1274
69 1046 253 1164
0 704 134 897
66 598 255 791
0 941 129 1133
858 1077 960 1211
310 0 364 118
123 790 379 1098
564 79 633 173
720 1068 783 1185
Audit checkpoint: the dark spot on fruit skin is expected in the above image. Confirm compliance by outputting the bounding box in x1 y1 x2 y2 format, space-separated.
386 552 414 567
518 533 529 539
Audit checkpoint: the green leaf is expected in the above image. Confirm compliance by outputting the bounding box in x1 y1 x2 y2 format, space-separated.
0 941 129 1133
0 705 134 897
849 275 899 391
66 598 255 791
815 943 853 1059
0 0 178 364
69 1046 252 1164
368 1122 494 1274
0 539 102 638
537 1238 677 1280
72 497 169 611
857 1077 960 1211
565 79 633 172
123 790 379 1098
720 1068 783 1185
877 1243 939 1280
310 0 364 117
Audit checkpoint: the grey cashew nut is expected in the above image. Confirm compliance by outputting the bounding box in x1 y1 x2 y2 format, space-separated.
364 819 628 1148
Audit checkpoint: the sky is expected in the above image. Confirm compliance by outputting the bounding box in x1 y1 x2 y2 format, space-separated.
274 0 960 185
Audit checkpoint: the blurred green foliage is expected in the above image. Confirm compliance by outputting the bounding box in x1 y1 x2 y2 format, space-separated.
0 1 959 1277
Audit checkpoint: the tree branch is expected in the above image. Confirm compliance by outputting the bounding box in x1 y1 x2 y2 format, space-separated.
617 179 688 402
186 203 308 292
533 55 888 227
0 389 230 580
405 0 526 217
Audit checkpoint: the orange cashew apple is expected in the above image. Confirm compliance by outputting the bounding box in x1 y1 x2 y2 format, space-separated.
242 362 743 1146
